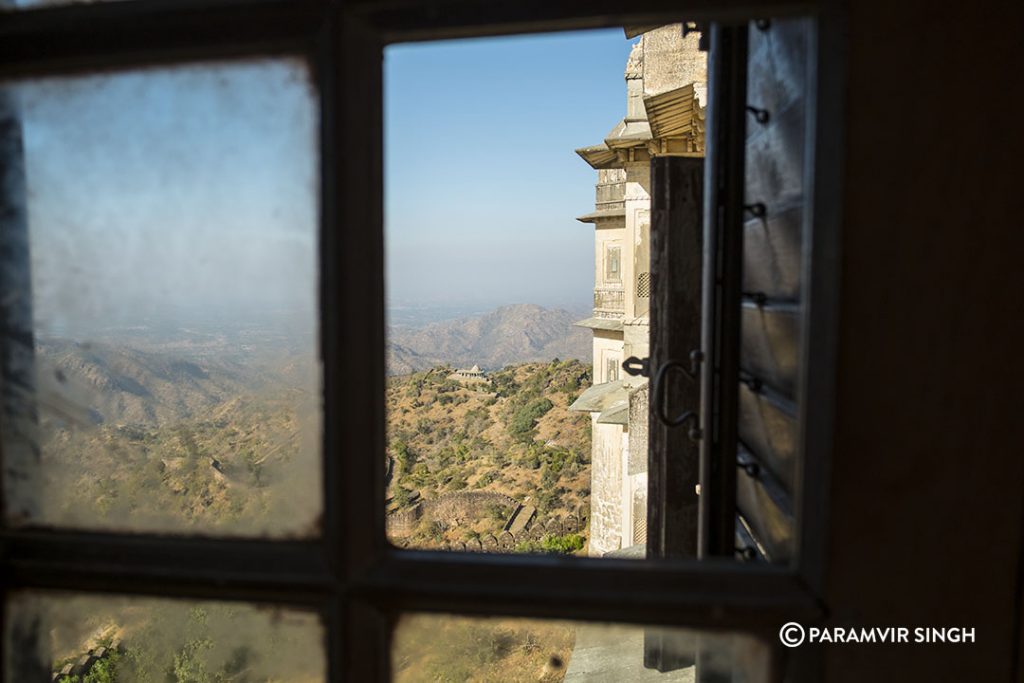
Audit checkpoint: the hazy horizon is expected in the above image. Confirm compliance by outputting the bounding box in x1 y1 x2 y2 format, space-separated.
10 30 636 345
385 29 634 312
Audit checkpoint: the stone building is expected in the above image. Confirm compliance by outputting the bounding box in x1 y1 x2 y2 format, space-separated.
570 25 706 557
448 364 487 384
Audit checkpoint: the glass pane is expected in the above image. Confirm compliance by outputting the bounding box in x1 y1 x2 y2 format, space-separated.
0 59 322 536
4 591 326 682
393 613 770 682
384 27 706 557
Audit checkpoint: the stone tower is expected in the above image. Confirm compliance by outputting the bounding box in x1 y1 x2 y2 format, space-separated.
570 25 706 557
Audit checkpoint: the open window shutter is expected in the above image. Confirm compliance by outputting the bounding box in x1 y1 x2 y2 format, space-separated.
637 17 812 679
701 18 811 566
732 17 810 565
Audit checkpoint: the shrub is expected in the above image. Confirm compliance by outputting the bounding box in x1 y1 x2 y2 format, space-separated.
485 503 508 522
507 397 554 443
541 533 585 554
392 486 413 508
523 451 541 470
514 533 585 555
82 651 120 683
391 439 416 472
541 465 559 488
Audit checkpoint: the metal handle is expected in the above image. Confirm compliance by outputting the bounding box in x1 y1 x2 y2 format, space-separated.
651 360 702 440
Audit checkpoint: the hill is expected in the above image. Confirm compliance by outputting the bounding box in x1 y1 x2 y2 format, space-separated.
386 304 590 375
34 338 259 428
24 333 594 545
385 359 592 551
24 338 320 535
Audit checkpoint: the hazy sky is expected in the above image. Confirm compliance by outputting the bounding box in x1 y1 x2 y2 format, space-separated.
384 29 634 312
15 32 635 339
17 60 319 336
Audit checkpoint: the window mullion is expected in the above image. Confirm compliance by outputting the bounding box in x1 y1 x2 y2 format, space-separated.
353 552 824 632
1 532 332 604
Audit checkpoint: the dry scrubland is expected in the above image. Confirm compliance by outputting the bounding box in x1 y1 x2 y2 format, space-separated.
385 360 593 682
10 594 325 683
385 359 593 551
393 614 575 683
20 322 592 681
25 338 320 535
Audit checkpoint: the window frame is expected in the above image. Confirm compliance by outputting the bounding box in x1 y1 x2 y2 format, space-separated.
0 0 846 681
605 244 622 283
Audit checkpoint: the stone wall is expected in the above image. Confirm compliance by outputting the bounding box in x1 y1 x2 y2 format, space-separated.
588 416 626 556
387 491 519 537
640 25 706 100
53 641 122 682
434 511 588 552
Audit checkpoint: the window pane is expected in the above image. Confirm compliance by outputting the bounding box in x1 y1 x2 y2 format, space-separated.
384 27 706 558
0 59 322 536
393 613 770 682
4 591 325 682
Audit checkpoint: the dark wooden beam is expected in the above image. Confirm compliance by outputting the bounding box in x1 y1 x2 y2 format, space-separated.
346 0 814 44
0 0 324 78
647 155 704 561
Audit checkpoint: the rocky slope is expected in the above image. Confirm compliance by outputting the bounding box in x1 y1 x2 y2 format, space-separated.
386 359 592 550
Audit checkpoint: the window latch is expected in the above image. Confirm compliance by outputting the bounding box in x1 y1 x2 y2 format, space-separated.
622 356 649 377
651 360 703 440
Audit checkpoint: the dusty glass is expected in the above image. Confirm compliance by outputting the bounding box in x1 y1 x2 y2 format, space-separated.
4 591 326 682
0 59 323 536
392 612 770 682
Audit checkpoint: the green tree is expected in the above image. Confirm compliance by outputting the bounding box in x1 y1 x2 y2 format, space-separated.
507 397 554 443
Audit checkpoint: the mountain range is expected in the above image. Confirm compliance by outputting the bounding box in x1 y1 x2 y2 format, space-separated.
386 304 590 375
29 303 590 424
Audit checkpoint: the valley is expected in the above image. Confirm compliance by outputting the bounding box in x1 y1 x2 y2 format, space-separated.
16 303 594 681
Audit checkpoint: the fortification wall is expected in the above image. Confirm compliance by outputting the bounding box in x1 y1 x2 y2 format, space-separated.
387 491 519 537
589 417 626 556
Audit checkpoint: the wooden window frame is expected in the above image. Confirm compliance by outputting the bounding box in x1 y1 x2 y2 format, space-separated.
0 0 846 680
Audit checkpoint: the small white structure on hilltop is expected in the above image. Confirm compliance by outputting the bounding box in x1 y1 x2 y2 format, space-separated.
570 25 706 558
448 364 488 384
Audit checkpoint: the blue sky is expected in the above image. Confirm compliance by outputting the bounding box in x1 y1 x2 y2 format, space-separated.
384 29 635 313
17 32 633 339
19 60 319 336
